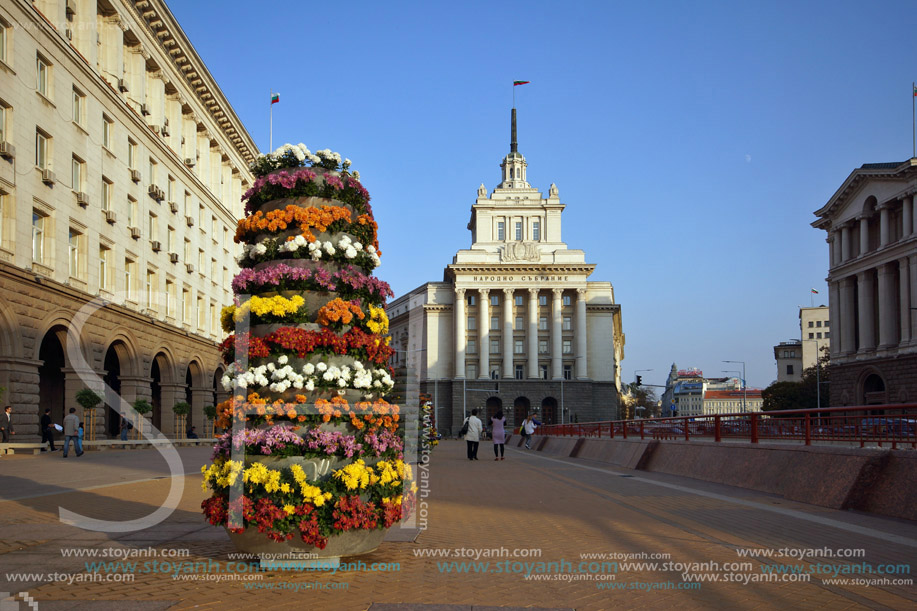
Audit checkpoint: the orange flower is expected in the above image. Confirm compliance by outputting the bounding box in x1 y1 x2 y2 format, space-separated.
316 299 365 327
236 205 353 243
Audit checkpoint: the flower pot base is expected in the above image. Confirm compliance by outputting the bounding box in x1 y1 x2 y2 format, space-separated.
227 526 386 563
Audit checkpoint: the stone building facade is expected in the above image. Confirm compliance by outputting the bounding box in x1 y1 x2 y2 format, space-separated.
0 0 256 439
388 110 625 434
812 160 917 406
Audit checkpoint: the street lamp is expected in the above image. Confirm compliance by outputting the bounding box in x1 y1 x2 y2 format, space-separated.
722 360 746 412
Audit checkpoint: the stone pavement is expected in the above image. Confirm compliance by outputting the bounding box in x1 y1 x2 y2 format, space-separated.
0 440 915 610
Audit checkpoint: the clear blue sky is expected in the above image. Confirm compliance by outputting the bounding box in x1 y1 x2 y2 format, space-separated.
170 0 917 390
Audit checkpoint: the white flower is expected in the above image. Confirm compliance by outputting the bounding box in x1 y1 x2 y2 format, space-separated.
367 245 376 254
344 246 357 259
253 243 267 256
324 243 336 255
278 355 288 365
338 378 347 388
303 363 315 375
267 363 276 372
352 171 360 181
294 235 307 246
305 381 315 391
343 158 351 168
316 362 327 372
354 242 362 250
323 371 334 381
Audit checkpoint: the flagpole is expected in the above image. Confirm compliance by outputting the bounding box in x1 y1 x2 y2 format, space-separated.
270 89 273 152
912 82 915 159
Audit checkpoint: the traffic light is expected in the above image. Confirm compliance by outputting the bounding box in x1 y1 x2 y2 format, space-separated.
636 375 643 385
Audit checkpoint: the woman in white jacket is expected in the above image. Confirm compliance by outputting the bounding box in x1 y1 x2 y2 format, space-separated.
463 408 483 460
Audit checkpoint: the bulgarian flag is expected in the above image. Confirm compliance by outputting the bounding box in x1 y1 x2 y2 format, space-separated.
271 93 279 105
513 80 530 86
811 288 819 294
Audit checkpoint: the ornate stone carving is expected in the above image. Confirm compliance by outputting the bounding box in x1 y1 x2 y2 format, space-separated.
501 241 540 262
477 183 487 197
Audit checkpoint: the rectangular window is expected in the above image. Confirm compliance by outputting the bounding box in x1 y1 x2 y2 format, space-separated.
539 365 548 380
223 226 229 250
223 266 229 288
36 54 50 97
808 321 814 328
816 320 822 327
515 316 523 330
99 245 110 290
167 176 175 203
563 364 573 380
467 339 476 354
563 316 572 331
68 229 80 278
167 226 175 252
128 140 137 169
166 280 175 317
198 204 205 228
0 19 7 64
184 239 191 262
35 129 49 169
490 339 500 354
197 297 205 329
491 316 500 330
31 211 45 263
539 316 548 331
211 258 216 280
563 294 572 307
184 191 191 217
211 302 218 335
146 269 156 310
786 365 794 375
72 87 85 125
515 295 523 307
182 288 191 323
808 332 814 339
824 321 830 328
497 222 505 241
490 368 500 380
563 339 572 354
539 295 547 306
825 331 830 339
101 178 112 211
467 295 476 306
515 221 522 240
71 156 84 192
490 294 499 307
514 339 524 354
211 215 217 238
148 158 157 185
533 220 540 241
466 364 477 380
124 258 136 301
467 316 476 330
0 103 7 142
816 332 822 339
102 115 113 149
515 364 524 380
539 339 548 354
198 249 205 272
127 197 137 228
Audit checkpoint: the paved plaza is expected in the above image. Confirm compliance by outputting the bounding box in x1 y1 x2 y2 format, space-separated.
0 440 915 610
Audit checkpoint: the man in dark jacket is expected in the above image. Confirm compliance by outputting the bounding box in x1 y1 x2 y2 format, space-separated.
40 408 57 451
0 406 14 444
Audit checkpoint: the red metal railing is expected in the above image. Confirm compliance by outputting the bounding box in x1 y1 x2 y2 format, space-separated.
538 404 917 449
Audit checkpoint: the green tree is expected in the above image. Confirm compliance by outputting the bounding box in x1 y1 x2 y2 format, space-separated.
762 347 829 413
622 383 660 419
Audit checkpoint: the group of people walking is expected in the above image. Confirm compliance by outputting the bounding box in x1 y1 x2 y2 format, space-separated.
461 409 541 460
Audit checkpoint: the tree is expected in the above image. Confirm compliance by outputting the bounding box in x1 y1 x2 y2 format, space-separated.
75 388 103 411
621 383 660 419
762 347 829 413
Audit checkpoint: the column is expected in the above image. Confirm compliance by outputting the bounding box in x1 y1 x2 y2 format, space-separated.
899 257 911 346
903 196 913 239
879 204 891 248
841 223 851 261
859 216 869 256
63 367 106 440
502 289 514 379
478 289 490 378
527 289 539 379
190 386 212 438
454 288 466 379
877 264 897 349
551 288 563 380
910 254 917 349
159 383 185 437
575 288 588 379
857 270 875 353
827 233 837 268
828 280 841 358
840 277 857 355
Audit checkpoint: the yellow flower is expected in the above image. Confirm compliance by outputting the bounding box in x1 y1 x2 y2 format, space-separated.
283 504 296 516
366 305 389 335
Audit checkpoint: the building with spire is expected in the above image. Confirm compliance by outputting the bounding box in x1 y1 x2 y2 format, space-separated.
388 109 625 434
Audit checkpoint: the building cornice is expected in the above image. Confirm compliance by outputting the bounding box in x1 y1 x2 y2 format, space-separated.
447 263 596 275
812 159 917 226
130 0 259 165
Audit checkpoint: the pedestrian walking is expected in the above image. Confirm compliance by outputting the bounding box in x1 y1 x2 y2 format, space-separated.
62 408 82 458
521 413 541 449
77 421 84 455
491 409 507 460
462 408 483 461
119 414 131 441
40 408 57 451
1 405 14 444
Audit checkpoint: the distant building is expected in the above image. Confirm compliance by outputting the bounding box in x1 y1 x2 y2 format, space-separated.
388 109 625 433
773 340 803 382
812 160 917 406
0 0 256 438
799 306 830 370
660 364 759 416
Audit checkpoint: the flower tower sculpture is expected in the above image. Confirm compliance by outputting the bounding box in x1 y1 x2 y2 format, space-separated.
201 144 414 563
